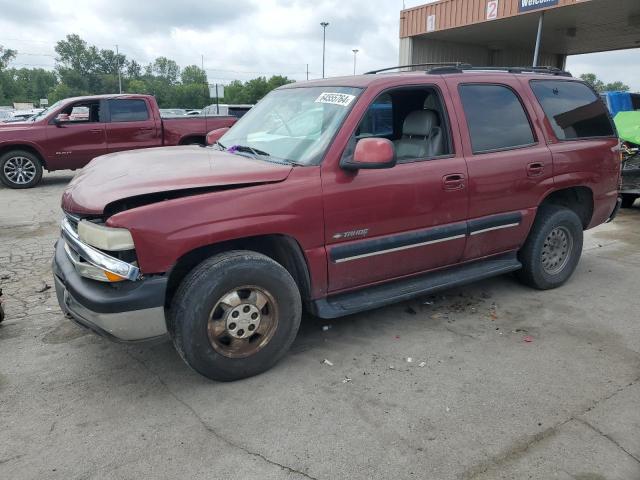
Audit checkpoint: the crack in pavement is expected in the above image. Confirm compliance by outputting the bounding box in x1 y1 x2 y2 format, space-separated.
461 376 640 479
126 351 320 480
574 416 640 465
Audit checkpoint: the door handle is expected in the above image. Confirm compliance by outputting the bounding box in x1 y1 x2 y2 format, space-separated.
527 162 545 177
89 129 103 134
138 127 154 131
442 173 465 191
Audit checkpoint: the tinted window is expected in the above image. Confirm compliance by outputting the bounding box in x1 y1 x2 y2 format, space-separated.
459 84 535 153
530 80 614 140
109 99 149 122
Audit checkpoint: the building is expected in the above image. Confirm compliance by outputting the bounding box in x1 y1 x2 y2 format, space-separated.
399 0 640 70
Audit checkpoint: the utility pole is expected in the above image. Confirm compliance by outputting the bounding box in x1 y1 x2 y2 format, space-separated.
306 63 309 81
202 54 208 107
115 44 122 93
320 22 329 78
352 49 359 75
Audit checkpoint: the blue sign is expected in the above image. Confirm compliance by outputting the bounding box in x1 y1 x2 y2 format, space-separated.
519 0 559 12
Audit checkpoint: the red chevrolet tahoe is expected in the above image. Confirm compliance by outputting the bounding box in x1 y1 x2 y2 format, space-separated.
0 94 236 188
53 66 622 381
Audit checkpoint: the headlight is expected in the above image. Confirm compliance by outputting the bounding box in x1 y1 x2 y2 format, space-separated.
78 220 135 251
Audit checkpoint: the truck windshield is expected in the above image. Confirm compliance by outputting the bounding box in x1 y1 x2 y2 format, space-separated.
219 86 362 165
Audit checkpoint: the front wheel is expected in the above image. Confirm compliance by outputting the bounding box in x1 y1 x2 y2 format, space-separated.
169 251 302 381
0 150 43 189
516 205 583 290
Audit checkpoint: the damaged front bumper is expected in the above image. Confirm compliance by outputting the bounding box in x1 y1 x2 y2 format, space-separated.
52 238 168 342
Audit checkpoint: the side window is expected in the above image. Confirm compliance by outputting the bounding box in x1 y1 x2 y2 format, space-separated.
109 99 150 123
349 87 452 163
356 94 393 139
530 80 615 140
459 84 535 154
57 101 101 123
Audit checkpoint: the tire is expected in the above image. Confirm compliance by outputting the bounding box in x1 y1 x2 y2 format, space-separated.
620 194 637 209
0 150 43 189
169 250 302 381
516 205 583 290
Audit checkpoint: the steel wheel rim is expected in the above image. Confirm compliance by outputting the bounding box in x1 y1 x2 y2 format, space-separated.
541 226 573 275
207 286 278 359
4 156 36 185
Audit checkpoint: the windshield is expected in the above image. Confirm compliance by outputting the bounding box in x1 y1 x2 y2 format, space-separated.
30 100 65 121
219 86 362 165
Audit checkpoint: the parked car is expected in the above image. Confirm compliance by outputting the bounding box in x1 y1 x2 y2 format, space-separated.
0 110 13 123
0 94 237 188
203 103 253 118
53 67 621 381
3 109 44 123
159 108 187 117
615 111 640 207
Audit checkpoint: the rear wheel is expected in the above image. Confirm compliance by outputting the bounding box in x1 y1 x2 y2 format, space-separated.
516 205 583 290
0 150 43 189
620 194 637 209
169 251 302 381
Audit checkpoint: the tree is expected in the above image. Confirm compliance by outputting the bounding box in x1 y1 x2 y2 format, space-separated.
181 65 207 85
602 81 629 92
222 76 294 104
151 57 180 85
0 45 17 70
579 73 629 93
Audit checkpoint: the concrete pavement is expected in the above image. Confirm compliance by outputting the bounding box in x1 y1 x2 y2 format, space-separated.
1 172 638 480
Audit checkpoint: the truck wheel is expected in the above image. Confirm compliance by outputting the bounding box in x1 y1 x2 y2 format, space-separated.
516 205 583 290
169 251 302 381
620 194 637 209
0 150 43 189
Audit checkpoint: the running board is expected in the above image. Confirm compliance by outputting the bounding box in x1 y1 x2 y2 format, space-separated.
311 253 521 319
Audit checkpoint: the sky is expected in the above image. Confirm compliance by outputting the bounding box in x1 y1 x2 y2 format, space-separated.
0 0 638 91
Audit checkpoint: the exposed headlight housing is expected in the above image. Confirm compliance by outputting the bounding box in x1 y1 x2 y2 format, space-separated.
78 220 135 251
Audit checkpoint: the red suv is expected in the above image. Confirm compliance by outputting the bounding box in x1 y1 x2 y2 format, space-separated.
53 66 622 381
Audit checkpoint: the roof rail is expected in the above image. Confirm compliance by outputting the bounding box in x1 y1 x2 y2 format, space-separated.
428 65 572 77
365 62 470 74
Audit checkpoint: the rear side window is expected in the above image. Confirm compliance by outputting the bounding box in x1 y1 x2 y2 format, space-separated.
109 99 149 122
530 80 615 140
459 84 535 153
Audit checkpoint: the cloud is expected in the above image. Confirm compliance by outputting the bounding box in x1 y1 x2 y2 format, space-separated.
0 0 637 92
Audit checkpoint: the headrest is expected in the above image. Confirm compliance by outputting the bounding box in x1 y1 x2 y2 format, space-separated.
402 109 439 137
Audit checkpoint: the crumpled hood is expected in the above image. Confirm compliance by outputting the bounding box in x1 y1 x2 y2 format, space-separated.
62 146 293 215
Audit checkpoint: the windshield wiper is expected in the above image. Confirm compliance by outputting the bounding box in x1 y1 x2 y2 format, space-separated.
228 145 271 157
226 144 301 166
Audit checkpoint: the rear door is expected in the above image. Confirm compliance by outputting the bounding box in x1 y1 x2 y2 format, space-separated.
527 79 620 225
105 98 162 153
322 82 469 293
446 78 553 261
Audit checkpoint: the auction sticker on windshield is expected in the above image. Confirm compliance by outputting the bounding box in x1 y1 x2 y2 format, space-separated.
315 92 356 107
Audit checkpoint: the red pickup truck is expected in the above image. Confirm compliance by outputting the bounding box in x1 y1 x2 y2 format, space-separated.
0 94 237 188
53 66 622 381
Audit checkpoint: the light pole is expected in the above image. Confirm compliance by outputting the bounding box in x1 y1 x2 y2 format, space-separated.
352 49 359 75
320 22 329 78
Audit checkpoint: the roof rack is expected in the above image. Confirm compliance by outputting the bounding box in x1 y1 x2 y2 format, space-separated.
365 62 471 74
428 65 572 77
365 63 572 77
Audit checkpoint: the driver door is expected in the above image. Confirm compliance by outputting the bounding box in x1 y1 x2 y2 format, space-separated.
45 100 107 169
321 83 469 293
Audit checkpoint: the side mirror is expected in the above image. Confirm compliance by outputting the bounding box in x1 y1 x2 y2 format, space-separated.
341 137 396 171
53 114 70 126
206 127 230 146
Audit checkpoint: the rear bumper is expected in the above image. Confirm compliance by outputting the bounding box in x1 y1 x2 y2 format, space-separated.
52 239 168 342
